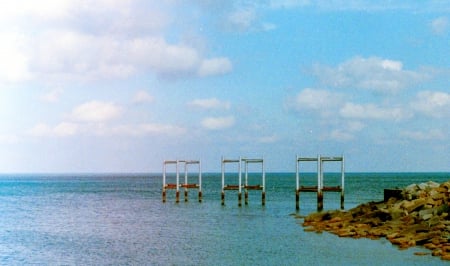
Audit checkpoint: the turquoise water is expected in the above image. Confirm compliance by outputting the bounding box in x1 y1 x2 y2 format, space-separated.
0 173 449 265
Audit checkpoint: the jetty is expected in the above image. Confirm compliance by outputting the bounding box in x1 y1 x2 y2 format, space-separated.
162 155 344 209
301 180 450 260
162 160 202 203
221 156 265 206
296 155 345 211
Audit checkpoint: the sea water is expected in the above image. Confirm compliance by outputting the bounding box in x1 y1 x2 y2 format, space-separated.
0 173 449 265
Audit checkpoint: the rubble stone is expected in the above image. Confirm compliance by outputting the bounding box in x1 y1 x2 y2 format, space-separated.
300 179 450 260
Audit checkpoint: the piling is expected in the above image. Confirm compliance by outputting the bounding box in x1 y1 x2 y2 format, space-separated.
242 158 265 206
221 156 242 206
296 155 345 211
163 159 201 203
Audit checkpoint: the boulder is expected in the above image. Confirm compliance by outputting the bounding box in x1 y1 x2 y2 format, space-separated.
300 179 450 261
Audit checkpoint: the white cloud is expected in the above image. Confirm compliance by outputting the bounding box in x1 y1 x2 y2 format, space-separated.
29 122 78 137
329 129 354 142
327 121 365 142
112 123 186 136
401 129 446 141
201 116 235 130
288 88 344 117
0 1 232 83
198 57 232 77
29 121 186 138
0 32 31 82
226 8 257 31
0 0 73 22
188 98 230 110
0 133 20 144
70 101 123 122
412 91 450 118
311 56 428 93
29 32 233 81
431 17 449 35
133 90 154 104
339 102 411 121
41 88 63 103
257 135 279 143
269 0 311 9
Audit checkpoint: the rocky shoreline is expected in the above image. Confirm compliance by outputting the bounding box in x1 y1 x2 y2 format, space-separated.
300 180 450 260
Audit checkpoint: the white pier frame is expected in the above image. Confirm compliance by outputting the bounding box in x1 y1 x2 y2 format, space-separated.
295 155 345 211
221 156 265 206
162 159 202 203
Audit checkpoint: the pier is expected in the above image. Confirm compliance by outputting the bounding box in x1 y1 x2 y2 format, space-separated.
162 154 344 210
221 156 265 206
295 155 345 211
162 160 202 203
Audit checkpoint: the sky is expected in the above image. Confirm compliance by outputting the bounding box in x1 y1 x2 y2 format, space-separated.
0 0 449 173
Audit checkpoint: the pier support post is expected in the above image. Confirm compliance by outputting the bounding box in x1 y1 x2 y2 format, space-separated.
317 155 323 211
162 161 167 203
238 156 242 207
317 191 323 211
295 190 300 211
340 155 345 210
199 161 202 203
262 158 265 206
184 161 188 202
262 191 266 206
221 191 225 206
245 191 249 205
238 192 242 207
176 160 180 203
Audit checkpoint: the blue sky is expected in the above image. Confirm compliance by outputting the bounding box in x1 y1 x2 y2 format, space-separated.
0 1 449 173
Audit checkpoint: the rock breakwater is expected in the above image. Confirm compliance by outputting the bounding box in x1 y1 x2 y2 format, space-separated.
301 180 450 260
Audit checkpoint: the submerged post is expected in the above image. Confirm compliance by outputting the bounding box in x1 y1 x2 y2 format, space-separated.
262 157 266 206
317 155 323 211
175 160 180 203
221 156 225 206
183 160 188 202
295 156 299 210
244 160 249 205
162 162 167 203
199 161 202 203
341 155 345 210
238 156 242 207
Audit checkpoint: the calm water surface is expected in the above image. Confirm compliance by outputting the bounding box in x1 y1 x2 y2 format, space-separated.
0 173 449 265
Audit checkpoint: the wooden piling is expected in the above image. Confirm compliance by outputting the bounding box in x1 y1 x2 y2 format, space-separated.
221 191 225 206
317 191 323 211
221 156 242 206
245 191 249 205
296 155 345 211
163 159 201 203
262 191 266 206
238 192 242 207
162 189 166 203
242 157 265 206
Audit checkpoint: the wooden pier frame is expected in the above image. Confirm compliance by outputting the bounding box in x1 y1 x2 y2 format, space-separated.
221 156 265 206
162 160 202 203
180 160 202 202
221 156 242 206
295 155 345 211
242 158 265 206
162 160 179 203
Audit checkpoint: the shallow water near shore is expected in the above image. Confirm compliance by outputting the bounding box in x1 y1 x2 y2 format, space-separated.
0 172 449 265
